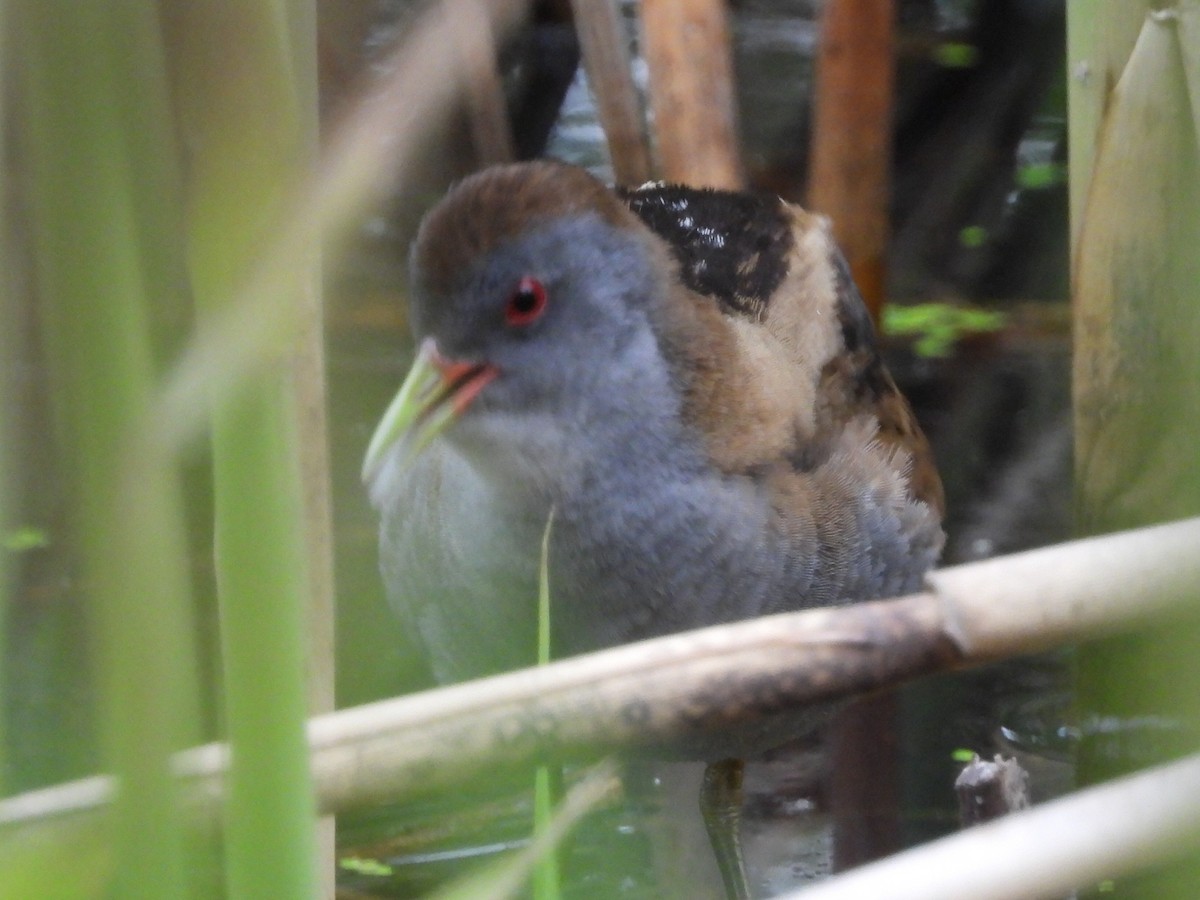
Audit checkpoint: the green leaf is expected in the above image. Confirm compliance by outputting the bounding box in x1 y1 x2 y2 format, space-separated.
883 303 1007 357
932 42 980 68
1 527 50 552
533 509 562 900
958 224 988 248
339 856 393 877
538 509 555 668
1016 161 1066 190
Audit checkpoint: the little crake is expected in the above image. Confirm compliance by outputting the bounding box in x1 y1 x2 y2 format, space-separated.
364 160 944 685
364 160 946 898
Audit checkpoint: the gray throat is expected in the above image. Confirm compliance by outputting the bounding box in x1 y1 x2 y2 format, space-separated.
372 335 792 680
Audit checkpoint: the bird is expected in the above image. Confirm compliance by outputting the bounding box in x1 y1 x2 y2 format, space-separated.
363 159 945 896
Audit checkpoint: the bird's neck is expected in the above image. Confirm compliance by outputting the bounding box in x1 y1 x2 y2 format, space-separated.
455 318 709 504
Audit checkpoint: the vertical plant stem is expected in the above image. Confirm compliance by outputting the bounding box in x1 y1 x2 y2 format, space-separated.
1065 0 1151 254
570 0 653 186
1070 5 1200 894
537 509 555 669
170 1 319 897
641 0 745 188
0 0 8 792
16 2 200 896
808 0 895 323
280 1 336 896
533 510 562 899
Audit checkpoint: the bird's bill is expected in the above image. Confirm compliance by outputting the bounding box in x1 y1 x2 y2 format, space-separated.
361 337 498 483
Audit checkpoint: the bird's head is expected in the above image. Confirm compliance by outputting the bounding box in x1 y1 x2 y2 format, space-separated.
362 161 675 485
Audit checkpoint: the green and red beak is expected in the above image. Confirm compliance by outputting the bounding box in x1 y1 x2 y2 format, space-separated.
361 337 499 483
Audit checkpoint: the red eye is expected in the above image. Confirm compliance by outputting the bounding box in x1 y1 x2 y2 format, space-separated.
505 276 548 327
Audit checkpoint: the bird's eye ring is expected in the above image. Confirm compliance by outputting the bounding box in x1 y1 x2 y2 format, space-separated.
505 276 548 327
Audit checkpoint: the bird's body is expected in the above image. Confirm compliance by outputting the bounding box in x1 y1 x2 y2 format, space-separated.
366 160 944 688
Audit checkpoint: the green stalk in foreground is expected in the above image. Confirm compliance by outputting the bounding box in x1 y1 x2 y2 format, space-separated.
1070 7 1200 896
172 2 319 897
16 2 201 896
533 509 563 900
0 0 7 793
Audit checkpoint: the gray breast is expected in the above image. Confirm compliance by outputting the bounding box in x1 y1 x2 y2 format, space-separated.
376 446 550 682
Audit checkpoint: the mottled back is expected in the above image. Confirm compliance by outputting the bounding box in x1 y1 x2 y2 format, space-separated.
621 181 944 516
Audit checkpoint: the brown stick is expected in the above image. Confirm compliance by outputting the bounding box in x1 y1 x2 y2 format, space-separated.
788 753 1200 900
640 0 744 188
829 693 900 871
807 0 896 322
2 518 1196 833
450 0 516 165
811 5 899 855
569 0 652 185
955 755 1030 827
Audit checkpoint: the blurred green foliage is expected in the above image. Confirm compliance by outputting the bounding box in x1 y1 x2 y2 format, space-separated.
882 302 1007 357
